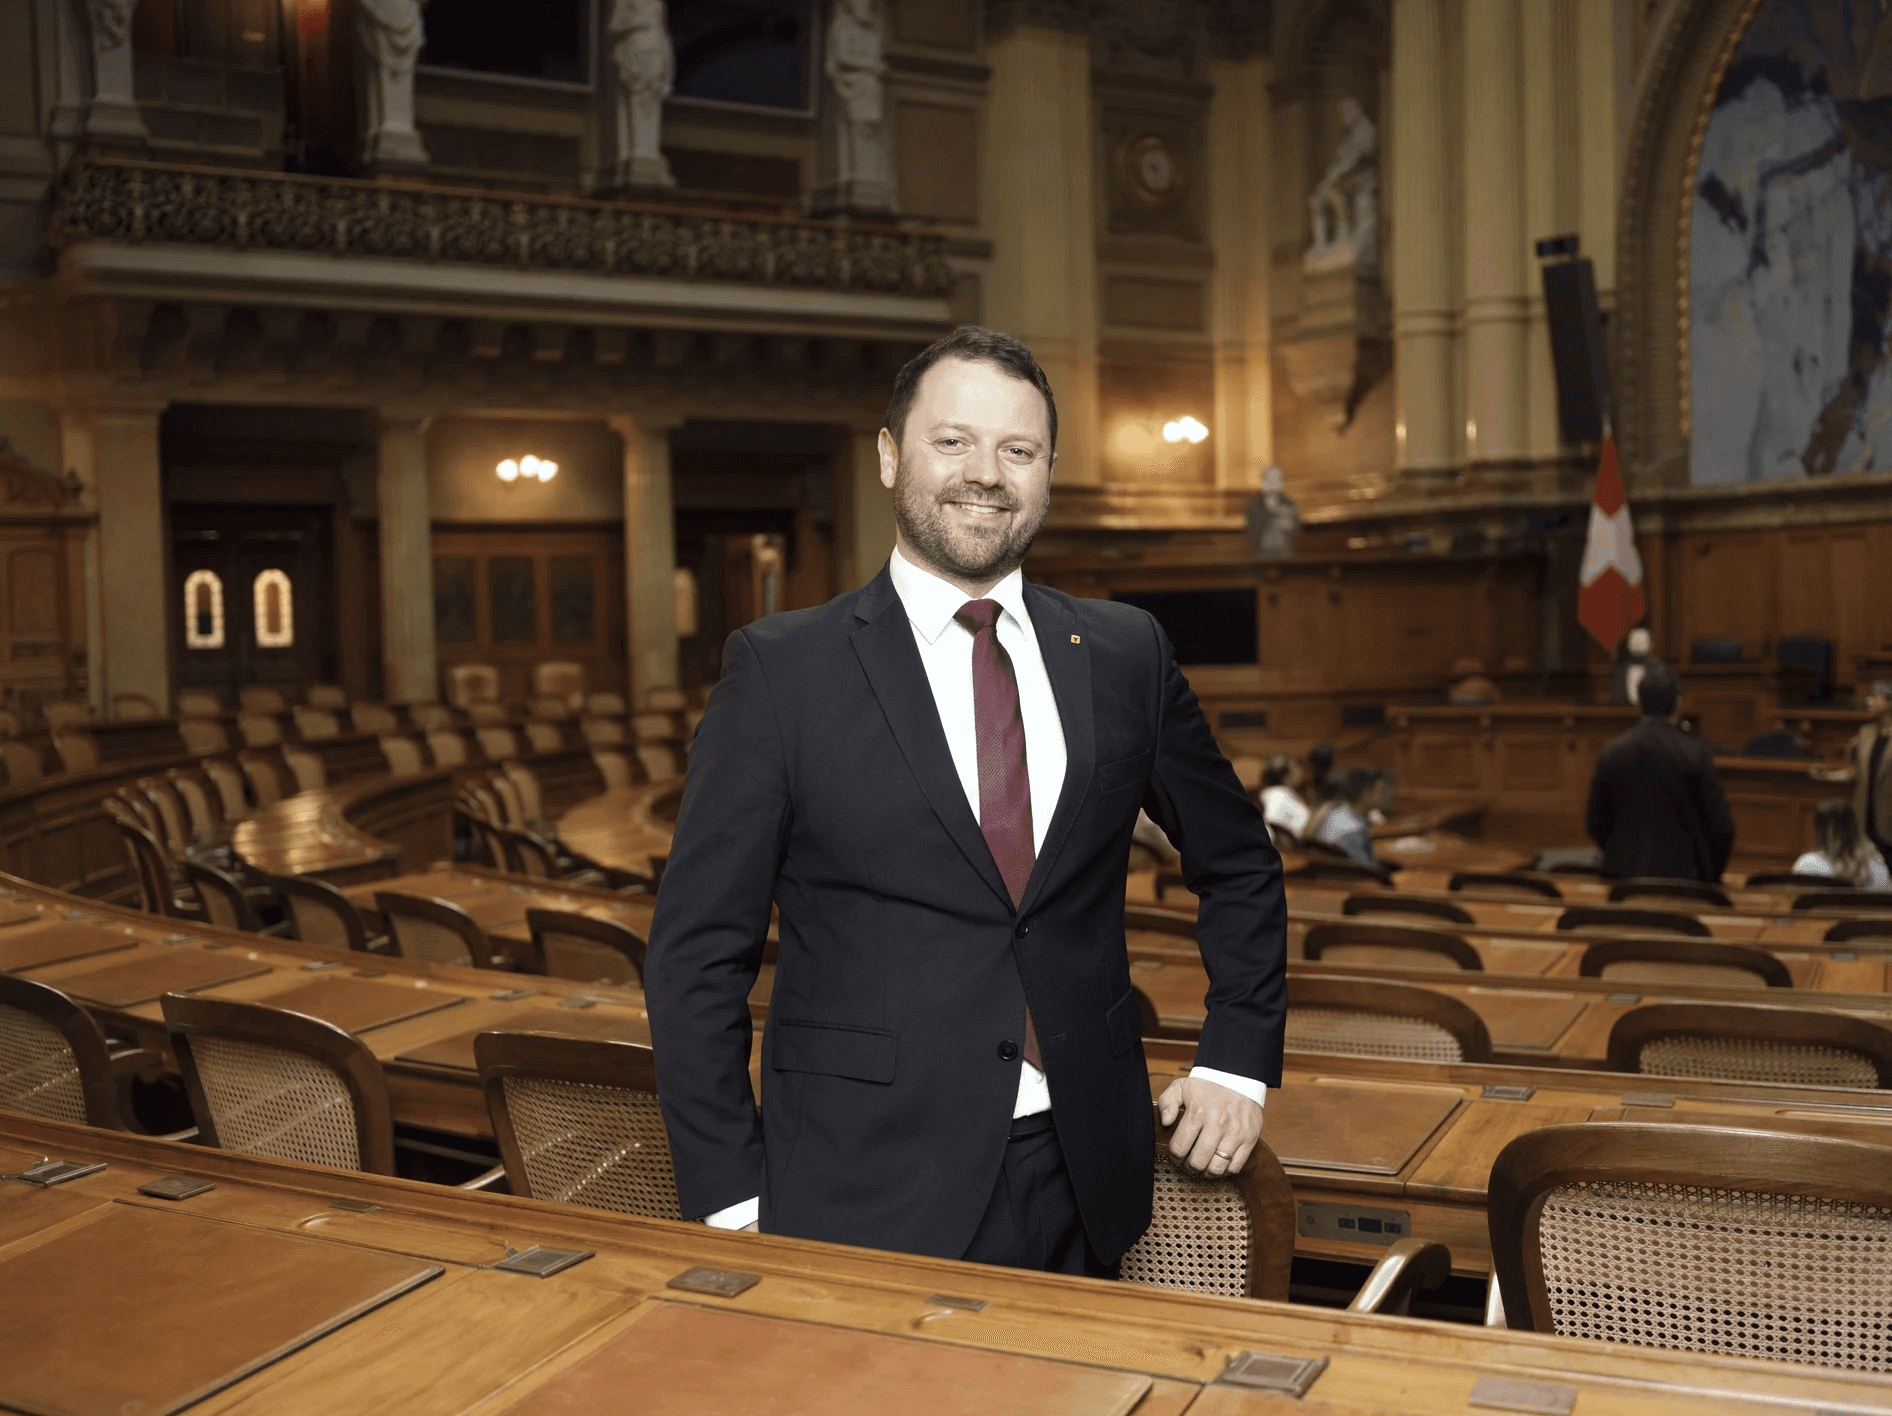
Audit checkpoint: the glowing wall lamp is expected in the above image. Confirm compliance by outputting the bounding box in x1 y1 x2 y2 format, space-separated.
1161 416 1208 444
497 454 558 483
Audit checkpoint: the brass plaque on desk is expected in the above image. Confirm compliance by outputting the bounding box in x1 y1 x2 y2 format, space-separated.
502 1304 1152 1416
0 924 139 973
1263 1086 1460 1175
394 1006 649 1073
46 949 273 1007
0 1203 440 1416
257 977 466 1035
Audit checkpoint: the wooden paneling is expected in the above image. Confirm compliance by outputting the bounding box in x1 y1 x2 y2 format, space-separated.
0 529 79 716
894 101 979 223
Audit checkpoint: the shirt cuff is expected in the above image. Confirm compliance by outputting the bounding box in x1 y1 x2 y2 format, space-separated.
1188 1066 1267 1108
703 1196 760 1230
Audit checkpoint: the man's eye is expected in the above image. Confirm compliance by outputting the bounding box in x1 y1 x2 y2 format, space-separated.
1006 446 1031 457
939 438 964 448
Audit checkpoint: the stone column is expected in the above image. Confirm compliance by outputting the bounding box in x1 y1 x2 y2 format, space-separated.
1520 2 1568 464
1462 0 1528 469
91 404 168 710
61 409 105 714
1575 0 1619 306
611 415 679 706
834 425 896 591
983 21 1101 487
1208 54 1274 491
376 414 437 704
1389 0 1455 479
82 0 148 144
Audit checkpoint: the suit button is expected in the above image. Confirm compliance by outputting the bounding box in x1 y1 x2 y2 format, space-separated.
997 1040 1019 1061
1016 921 1032 937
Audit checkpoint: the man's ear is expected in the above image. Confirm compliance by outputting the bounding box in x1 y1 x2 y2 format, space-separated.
877 428 898 490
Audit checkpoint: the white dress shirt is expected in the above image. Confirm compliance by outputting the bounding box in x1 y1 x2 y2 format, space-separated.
704 549 1262 1230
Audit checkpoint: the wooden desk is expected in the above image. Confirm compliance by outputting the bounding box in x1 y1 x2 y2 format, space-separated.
556 784 683 878
2 1112 1887 1415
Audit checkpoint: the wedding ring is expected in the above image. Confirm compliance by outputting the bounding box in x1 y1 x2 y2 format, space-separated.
1214 1150 1231 1160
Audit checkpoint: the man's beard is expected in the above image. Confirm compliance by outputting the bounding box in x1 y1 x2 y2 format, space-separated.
891 457 1049 584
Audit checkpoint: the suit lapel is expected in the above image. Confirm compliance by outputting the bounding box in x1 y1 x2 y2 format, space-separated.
850 568 1013 910
1019 584 1094 915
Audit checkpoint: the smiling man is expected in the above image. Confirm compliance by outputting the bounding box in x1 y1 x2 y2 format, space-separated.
645 325 1286 1275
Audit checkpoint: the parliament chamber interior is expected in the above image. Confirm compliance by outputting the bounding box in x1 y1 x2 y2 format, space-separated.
2 0 1891 1410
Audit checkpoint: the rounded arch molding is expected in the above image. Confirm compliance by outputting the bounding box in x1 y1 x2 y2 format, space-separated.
1614 0 1763 487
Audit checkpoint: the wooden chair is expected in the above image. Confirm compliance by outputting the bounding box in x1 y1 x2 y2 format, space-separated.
635 743 680 781
184 861 266 933
467 700 509 727
523 720 564 753
167 768 227 840
1447 870 1562 901
1120 1110 1295 1300
1823 916 1892 943
1606 1002 1892 1088
502 760 546 825
500 828 559 878
592 748 633 789
1577 936 1791 988
178 716 230 754
236 711 283 747
1791 888 1892 914
1541 859 1608 878
1744 870 1851 892
525 908 648 984
582 716 628 746
291 706 341 740
407 701 453 731
645 686 687 712
0 707 19 737
1607 877 1733 910
161 992 396 1174
586 692 626 717
42 700 91 732
476 1032 680 1217
376 891 503 969
534 660 587 710
1556 904 1710 937
446 663 501 711
463 811 514 872
282 747 326 793
268 873 376 953
631 711 678 743
526 694 571 722
1286 855 1394 887
200 757 249 818
351 701 400 734
111 692 160 721
305 683 347 710
134 776 193 858
1487 1122 1892 1369
52 730 100 773
239 750 288 806
1123 903 1198 940
425 729 471 767
239 685 289 714
1285 975 1492 1063
1342 892 1474 926
1302 921 1482 972
176 688 222 717
379 735 425 775
105 803 189 918
1 739 42 784
0 975 126 1129
488 773 527 828
476 726 521 762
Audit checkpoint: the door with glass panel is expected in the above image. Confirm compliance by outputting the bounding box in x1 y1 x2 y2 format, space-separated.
174 506 332 707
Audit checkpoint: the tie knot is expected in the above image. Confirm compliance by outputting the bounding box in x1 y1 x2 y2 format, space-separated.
954 599 1002 634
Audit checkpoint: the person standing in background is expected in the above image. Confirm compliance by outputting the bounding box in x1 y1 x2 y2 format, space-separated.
1585 663 1735 882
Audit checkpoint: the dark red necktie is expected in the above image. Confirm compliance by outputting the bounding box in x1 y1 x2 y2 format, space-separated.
955 599 1041 1069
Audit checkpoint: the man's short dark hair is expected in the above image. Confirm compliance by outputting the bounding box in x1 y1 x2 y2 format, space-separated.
1637 662 1681 717
1261 756 1293 788
884 325 1057 455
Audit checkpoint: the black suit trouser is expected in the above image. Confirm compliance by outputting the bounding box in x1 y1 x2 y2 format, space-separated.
959 1112 1119 1279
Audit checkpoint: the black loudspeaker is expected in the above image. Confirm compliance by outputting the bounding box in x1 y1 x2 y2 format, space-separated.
1539 257 1612 444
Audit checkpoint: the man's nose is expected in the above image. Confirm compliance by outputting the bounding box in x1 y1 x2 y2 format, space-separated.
961 448 1005 487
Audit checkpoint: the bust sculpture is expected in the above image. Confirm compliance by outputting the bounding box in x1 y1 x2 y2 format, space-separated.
1245 464 1302 559
356 0 428 169
606 0 675 190
81 0 147 142
817 0 893 212
1306 98 1378 272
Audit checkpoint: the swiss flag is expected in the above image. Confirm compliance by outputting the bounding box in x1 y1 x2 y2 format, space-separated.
1577 435 1646 650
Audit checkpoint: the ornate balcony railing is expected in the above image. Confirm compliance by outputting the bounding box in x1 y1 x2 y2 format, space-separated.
48 158 957 299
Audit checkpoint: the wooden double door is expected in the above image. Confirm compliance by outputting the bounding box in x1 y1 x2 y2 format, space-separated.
173 505 336 704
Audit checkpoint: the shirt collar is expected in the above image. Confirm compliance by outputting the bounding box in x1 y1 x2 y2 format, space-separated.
889 545 1031 646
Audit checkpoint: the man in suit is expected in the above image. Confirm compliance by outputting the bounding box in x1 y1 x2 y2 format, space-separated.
1847 681 1892 860
1585 662 1735 881
645 326 1285 1275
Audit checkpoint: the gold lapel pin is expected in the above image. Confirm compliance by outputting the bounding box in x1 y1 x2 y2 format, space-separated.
1070 634 1082 644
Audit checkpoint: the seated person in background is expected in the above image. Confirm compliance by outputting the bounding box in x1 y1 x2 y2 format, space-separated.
1258 756 1310 843
1304 740 1337 807
1309 767 1380 866
1585 662 1734 882
1793 798 1890 890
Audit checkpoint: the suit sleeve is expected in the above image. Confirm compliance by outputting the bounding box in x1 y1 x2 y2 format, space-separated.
1137 619 1288 1086
1700 757 1736 880
645 629 790 1220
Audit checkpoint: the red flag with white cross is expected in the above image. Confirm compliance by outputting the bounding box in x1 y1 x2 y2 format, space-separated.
1577 435 1646 650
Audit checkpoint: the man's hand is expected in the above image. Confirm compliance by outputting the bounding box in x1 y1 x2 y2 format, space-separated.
1157 1074 1263 1178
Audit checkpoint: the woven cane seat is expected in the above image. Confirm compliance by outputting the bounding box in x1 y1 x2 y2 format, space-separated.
1119 1142 1250 1297
188 1033 362 1170
0 1003 86 1124
499 1075 680 1218
1536 1179 1892 1371
1286 1006 1463 1063
1638 1034 1880 1089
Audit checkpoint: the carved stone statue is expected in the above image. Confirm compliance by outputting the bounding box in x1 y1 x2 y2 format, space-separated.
82 0 147 143
814 0 893 214
605 0 676 190
1306 98 1378 273
357 0 429 170
1244 464 1302 559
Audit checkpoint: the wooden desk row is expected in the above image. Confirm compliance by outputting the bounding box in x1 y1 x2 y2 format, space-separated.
4 1110 1889 1415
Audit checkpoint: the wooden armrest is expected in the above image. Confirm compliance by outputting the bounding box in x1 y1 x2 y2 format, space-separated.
257 919 295 937
457 1164 507 1192
1347 1238 1452 1315
155 1126 200 1143
108 1046 165 1085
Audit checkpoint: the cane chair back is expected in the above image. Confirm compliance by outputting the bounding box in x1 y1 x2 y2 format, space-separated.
1746 870 1849 891
168 769 224 838
476 727 520 762
0 975 123 1128
1302 921 1483 972
1578 937 1791 989
504 829 559 879
488 774 526 828
239 686 288 714
376 891 497 969
282 747 326 793
42 701 91 732
407 701 452 731
1284 975 1492 1063
52 731 100 774
592 749 633 789
111 693 160 721
476 1032 679 1217
184 862 262 932
350 701 399 734
1557 904 1710 937
176 688 222 717
465 812 513 872
114 785 161 838
1342 892 1475 926
1792 889 1892 914
1 739 42 784
136 776 191 855
425 730 470 767
1824 916 1892 943
291 707 340 741
1118 1109 1293 1300
1608 877 1733 910
107 806 177 917
635 743 680 782
378 735 425 775
1488 1123 1892 1370
236 712 283 747
162 993 395 1174
305 683 347 710
1606 1003 1892 1088
269 874 371 952
446 663 501 710
526 908 648 984
502 761 545 823
239 752 286 806
1447 871 1563 901
178 717 229 754
201 757 249 818
586 692 625 717
524 720 564 754
581 716 626 746
533 659 587 707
